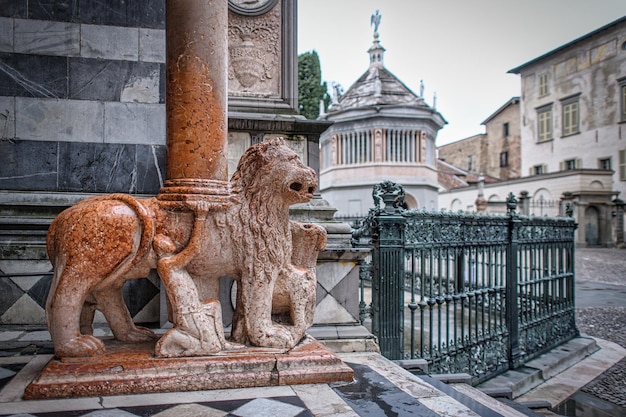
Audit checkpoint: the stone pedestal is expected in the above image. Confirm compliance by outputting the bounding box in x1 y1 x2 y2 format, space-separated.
24 336 353 399
290 196 375 353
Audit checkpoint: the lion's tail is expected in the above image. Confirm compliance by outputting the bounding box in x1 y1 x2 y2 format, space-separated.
47 194 155 273
104 194 156 273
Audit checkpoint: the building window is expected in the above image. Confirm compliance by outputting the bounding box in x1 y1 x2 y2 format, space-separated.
500 151 509 167
620 149 626 181
562 158 580 171
503 122 509 137
599 158 611 170
533 164 545 175
539 73 549 97
561 94 580 136
467 155 474 171
619 77 626 123
537 104 553 142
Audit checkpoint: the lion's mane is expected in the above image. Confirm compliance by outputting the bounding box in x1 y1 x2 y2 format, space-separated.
228 138 292 282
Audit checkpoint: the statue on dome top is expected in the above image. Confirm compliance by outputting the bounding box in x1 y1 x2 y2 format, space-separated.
371 9 381 35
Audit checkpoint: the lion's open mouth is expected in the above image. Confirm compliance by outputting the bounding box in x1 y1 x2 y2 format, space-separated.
290 182 316 195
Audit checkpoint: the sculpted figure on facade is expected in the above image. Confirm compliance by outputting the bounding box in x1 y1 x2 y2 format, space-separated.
374 128 383 162
45 139 326 358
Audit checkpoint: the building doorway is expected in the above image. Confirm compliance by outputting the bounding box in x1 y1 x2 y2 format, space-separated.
584 206 600 246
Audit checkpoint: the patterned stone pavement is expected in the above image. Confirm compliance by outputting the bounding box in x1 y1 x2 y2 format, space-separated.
574 248 626 410
0 247 624 416
576 307 626 409
0 345 536 417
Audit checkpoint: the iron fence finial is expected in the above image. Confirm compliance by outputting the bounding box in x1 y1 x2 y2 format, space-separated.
506 192 517 215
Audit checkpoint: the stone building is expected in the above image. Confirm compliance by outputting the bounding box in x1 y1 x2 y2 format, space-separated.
438 97 521 181
319 21 446 217
509 15 626 246
440 16 626 246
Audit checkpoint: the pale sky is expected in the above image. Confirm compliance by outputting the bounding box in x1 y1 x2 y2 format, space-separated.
297 0 626 145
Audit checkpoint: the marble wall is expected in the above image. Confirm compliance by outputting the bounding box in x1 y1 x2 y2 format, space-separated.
0 1 169 326
0 1 168 195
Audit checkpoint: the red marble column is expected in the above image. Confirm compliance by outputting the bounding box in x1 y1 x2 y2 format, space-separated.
159 0 229 200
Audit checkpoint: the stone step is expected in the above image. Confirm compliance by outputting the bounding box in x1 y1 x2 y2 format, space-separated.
419 375 543 417
476 337 599 398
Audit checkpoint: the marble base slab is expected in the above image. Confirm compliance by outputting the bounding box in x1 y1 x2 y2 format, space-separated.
23 335 353 399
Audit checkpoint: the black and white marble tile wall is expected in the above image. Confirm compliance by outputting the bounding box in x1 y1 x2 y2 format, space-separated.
0 1 165 29
0 1 168 195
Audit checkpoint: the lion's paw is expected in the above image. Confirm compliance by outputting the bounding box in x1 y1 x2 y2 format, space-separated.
252 324 296 349
55 335 106 358
155 328 222 358
119 326 159 343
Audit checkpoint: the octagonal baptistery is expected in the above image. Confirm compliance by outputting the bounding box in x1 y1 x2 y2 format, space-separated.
318 28 446 219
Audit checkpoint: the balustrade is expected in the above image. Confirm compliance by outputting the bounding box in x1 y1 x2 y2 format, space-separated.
322 128 425 169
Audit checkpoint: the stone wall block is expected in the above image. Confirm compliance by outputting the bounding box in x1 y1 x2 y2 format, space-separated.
81 24 139 61
0 17 13 52
0 96 15 139
139 28 165 63
0 53 68 98
0 139 58 190
27 1 78 23
16 97 104 142
120 66 160 104
69 59 160 103
15 19 79 56
104 102 165 145
77 0 165 29
135 144 166 194
0 2 27 19
58 142 137 193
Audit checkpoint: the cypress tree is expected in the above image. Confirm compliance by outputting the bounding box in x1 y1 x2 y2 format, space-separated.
298 50 331 119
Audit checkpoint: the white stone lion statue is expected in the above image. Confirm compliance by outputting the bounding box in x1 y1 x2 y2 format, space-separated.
45 138 326 358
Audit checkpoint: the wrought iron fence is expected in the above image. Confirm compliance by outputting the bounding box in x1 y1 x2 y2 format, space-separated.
353 180 578 384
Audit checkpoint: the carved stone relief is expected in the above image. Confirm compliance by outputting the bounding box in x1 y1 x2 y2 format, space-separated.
228 4 281 97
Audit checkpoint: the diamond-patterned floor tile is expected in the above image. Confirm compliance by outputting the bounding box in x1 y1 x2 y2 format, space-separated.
314 294 355 324
230 398 305 417
151 403 227 417
0 278 24 316
316 262 355 293
27 276 52 309
123 278 159 317
81 410 141 417
0 367 16 379
1 295 46 325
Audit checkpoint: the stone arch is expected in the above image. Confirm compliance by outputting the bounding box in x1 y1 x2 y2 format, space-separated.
404 193 419 210
532 188 556 216
450 198 462 212
532 188 553 201
589 180 604 189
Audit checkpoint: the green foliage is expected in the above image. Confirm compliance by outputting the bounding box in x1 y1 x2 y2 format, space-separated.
298 50 331 120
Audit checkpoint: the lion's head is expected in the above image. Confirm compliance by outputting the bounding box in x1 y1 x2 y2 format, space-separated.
227 138 318 272
231 138 317 206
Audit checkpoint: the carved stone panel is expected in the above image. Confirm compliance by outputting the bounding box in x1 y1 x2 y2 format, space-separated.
228 3 281 98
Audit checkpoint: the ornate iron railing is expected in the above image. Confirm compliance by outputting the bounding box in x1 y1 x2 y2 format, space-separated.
353 180 578 384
